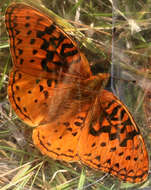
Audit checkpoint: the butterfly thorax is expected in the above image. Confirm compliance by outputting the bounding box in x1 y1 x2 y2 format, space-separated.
43 73 109 124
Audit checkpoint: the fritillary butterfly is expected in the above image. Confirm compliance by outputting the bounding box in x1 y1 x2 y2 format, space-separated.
5 3 149 183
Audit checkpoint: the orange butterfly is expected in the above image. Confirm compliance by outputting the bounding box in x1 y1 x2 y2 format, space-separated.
5 3 149 183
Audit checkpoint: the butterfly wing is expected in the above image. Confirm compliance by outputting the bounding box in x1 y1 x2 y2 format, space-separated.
78 90 149 183
5 3 91 126
32 107 89 161
5 3 91 78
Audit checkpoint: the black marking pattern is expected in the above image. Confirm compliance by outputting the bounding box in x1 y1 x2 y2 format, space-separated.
35 23 81 72
10 71 31 121
89 99 140 148
37 131 76 159
83 156 148 183
5 3 87 79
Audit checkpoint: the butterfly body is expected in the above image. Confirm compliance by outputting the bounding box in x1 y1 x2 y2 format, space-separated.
5 3 149 183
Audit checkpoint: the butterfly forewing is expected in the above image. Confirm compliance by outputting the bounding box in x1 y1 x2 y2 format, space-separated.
5 3 91 79
78 90 149 183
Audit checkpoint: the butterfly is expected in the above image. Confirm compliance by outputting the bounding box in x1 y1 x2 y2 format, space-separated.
5 2 149 183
